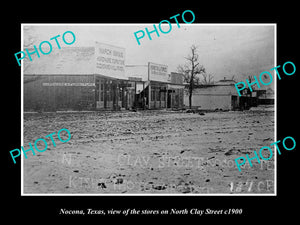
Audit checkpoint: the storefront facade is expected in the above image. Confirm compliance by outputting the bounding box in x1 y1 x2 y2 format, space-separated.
125 64 184 110
95 76 136 110
24 43 138 112
24 74 138 112
167 84 184 109
23 43 184 112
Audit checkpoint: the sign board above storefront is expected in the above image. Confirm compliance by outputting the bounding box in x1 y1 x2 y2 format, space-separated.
95 42 126 79
148 62 168 82
42 82 95 86
128 77 143 82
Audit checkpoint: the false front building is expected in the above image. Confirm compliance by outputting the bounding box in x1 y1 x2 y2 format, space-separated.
24 42 184 112
125 64 184 109
24 42 138 111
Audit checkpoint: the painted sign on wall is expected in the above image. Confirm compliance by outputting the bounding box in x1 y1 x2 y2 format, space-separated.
148 62 168 82
42 83 95 86
95 42 126 79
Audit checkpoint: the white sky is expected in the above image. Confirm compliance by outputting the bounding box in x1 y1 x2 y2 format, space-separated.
23 24 275 85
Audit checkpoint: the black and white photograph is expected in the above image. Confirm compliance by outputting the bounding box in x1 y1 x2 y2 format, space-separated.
3 3 299 221
21 24 276 195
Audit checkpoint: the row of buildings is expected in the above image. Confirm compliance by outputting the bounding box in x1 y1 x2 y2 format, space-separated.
23 42 273 112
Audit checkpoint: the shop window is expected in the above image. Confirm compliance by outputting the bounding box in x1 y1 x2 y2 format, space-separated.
107 92 111 102
151 89 155 101
161 92 165 101
156 90 160 101
100 83 104 101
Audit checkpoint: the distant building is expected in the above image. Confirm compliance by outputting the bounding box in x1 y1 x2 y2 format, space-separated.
236 84 274 109
183 77 239 110
256 88 275 105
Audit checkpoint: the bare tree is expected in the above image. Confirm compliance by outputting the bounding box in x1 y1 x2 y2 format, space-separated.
240 74 257 96
177 45 206 109
200 73 214 85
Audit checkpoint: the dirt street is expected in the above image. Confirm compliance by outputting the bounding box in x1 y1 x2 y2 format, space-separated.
23 106 275 194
